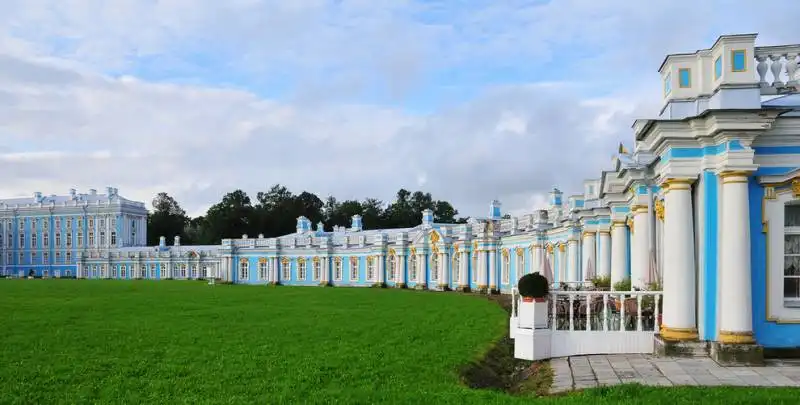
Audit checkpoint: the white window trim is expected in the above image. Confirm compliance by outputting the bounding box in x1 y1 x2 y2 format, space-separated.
298 260 307 280
430 255 439 282
312 259 321 281
409 256 417 282
349 258 358 282
765 190 800 321
334 259 343 281
259 260 269 281
366 257 376 282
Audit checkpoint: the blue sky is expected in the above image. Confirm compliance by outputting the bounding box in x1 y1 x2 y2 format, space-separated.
0 0 799 217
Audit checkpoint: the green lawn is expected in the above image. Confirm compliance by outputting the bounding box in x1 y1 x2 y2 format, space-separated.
1 280 799 404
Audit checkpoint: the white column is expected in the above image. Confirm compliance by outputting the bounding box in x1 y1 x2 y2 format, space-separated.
416 253 425 285
661 178 698 341
717 171 754 344
478 250 487 289
377 254 385 283
567 238 579 282
322 257 329 283
488 249 497 292
398 254 407 286
581 232 596 280
459 251 468 288
597 230 611 278
531 245 540 275
631 205 650 289
610 221 629 289
557 245 566 282
271 257 278 282
441 252 450 287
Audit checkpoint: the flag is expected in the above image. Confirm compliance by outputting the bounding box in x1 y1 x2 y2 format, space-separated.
584 256 596 280
618 142 629 154
542 254 554 283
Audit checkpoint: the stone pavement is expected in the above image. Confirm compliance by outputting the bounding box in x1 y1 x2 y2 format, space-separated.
549 354 800 393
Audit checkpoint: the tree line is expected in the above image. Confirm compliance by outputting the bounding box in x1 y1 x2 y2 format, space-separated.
147 185 468 246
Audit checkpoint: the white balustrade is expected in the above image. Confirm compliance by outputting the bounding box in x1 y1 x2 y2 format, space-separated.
755 45 800 94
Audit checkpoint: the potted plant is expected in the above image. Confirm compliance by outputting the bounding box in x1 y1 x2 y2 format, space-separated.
517 272 550 329
591 275 611 290
612 278 632 310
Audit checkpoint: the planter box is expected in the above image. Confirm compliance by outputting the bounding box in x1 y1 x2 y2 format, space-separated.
518 300 549 329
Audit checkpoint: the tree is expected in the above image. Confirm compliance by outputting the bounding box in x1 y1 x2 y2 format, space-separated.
203 190 254 242
147 192 189 245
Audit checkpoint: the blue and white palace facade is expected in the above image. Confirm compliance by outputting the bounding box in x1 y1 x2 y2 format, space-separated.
2 34 800 351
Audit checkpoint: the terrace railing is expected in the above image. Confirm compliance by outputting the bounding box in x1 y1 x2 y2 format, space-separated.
755 45 800 95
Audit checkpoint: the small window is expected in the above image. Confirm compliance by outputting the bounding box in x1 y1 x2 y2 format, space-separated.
31 234 37 248
664 72 672 95
714 55 722 80
679 68 691 88
732 50 746 72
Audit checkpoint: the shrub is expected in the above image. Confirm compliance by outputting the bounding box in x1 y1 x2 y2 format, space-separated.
591 275 611 289
517 272 549 299
613 278 631 292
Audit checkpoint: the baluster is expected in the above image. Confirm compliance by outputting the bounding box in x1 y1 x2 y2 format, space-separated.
636 294 643 331
786 53 798 85
569 294 574 331
603 293 609 331
551 292 557 330
756 55 769 86
770 55 784 87
512 289 517 317
585 294 591 331
655 294 661 332
619 293 626 331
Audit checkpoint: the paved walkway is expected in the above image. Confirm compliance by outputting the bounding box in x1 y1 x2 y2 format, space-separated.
550 354 800 393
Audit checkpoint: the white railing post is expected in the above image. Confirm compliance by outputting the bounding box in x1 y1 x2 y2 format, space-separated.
569 294 574 331
619 293 626 331
602 294 609 331
551 292 557 330
636 295 643 332
511 287 518 317
585 294 591 331
655 293 661 332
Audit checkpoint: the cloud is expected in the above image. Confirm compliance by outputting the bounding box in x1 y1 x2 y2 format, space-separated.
1 0 799 220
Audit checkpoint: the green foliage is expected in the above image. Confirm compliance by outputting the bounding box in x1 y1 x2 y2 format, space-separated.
591 275 611 289
613 278 632 292
147 185 466 245
518 272 549 298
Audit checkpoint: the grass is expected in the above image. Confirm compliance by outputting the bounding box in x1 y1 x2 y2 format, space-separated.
1 280 799 404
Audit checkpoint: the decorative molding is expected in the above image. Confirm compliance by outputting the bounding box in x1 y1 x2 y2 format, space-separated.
515 247 524 257
655 199 665 221
626 217 635 234
429 230 440 244
334 256 343 264
410 247 416 256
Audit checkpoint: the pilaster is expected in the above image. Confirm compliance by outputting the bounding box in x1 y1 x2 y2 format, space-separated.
581 231 597 280
610 220 629 289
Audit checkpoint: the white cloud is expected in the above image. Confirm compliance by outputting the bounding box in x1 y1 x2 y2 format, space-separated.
0 0 799 220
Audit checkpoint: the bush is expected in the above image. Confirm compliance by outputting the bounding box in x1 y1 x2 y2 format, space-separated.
613 278 631 292
517 272 549 298
591 275 611 289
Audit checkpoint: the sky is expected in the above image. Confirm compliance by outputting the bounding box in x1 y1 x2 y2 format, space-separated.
1 1 799 219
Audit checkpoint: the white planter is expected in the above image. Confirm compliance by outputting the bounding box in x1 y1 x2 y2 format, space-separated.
518 300 549 329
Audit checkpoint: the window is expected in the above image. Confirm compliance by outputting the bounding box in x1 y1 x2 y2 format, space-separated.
140 265 146 278
110 232 116 246
201 266 208 279
312 259 321 281
516 254 525 281
100 231 106 246
430 254 439 281
472 253 478 283
19 233 25 247
88 232 94 246
43 219 48 230
19 220 23 230
298 259 307 280
19 252 23 263
56 252 61 262
239 260 249 280
259 260 268 280
180 264 187 278
55 233 61 247
121 265 127 278
6 252 11 264
75 232 80 247
55 218 61 229
43 252 49 264
65 270 71 277
784 203 800 307
366 257 375 281
282 261 291 280
31 234 37 248
679 68 691 88
350 258 358 281
92 265 98 278
66 251 71 263
43 270 49 278
150 264 156 278
67 218 73 229
732 49 746 72
111 265 117 278
5 233 10 248
75 218 80 228
409 256 417 281
111 218 116 228
663 72 671 96
388 255 396 281
191 265 198 279
334 259 342 281
161 263 169 278
714 55 722 80
101 264 108 278
31 252 37 262
452 254 459 283
43 233 49 247
99 218 105 228
88 218 93 228
502 251 510 285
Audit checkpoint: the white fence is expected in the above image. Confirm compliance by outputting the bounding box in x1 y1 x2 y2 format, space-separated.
510 288 663 360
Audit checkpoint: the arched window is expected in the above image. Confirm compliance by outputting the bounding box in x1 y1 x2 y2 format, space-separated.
409 256 417 281
239 261 249 280
298 259 307 280
388 255 396 281
334 259 342 281
502 251 510 285
430 254 439 281
366 257 375 281
312 259 321 280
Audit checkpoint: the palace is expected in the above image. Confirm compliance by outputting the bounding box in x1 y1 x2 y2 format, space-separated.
1 34 799 356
